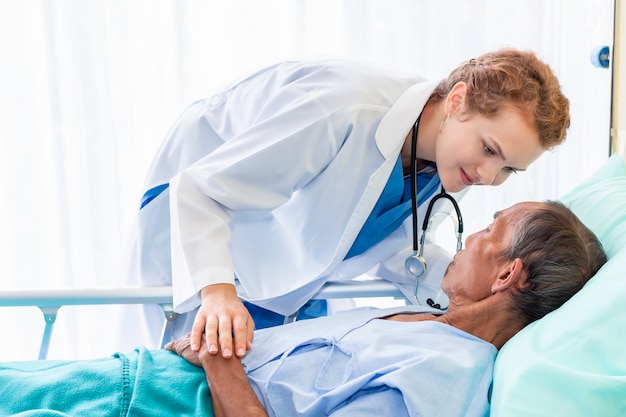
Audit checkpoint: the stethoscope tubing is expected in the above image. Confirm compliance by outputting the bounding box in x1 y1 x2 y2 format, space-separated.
408 116 464 268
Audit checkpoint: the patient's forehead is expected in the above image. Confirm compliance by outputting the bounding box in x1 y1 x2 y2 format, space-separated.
514 201 544 210
490 202 545 236
498 201 544 220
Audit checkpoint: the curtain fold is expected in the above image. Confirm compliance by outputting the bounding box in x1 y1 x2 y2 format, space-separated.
0 0 613 360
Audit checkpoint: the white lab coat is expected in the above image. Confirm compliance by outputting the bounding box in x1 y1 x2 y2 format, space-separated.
126 59 456 325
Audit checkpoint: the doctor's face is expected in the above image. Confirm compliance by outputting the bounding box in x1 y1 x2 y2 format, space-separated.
435 107 544 193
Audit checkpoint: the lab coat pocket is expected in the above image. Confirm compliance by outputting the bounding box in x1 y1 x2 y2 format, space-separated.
314 340 354 391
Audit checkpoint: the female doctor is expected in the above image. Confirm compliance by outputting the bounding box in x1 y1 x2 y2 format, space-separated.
126 48 570 358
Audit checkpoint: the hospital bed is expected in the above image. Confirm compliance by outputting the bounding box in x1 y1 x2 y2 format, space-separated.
1 154 625 417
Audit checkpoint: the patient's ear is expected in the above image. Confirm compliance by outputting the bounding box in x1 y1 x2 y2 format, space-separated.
492 258 527 293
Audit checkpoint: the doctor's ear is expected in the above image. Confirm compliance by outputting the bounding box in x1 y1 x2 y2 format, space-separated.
445 82 468 114
491 258 527 294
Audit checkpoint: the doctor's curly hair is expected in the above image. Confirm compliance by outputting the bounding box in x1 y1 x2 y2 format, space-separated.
430 48 570 150
499 200 607 326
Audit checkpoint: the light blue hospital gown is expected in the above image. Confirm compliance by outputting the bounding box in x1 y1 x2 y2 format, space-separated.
0 305 496 417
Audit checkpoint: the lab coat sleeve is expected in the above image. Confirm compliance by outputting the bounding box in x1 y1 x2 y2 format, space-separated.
168 82 373 312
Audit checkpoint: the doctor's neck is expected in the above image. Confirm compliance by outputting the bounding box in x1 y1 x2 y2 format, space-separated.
401 99 445 172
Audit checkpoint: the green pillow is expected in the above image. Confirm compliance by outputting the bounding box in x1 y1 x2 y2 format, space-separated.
490 154 626 416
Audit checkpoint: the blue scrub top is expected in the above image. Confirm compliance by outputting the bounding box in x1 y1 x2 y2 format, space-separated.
345 156 439 259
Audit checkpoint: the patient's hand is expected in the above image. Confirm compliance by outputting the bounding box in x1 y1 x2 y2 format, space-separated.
165 333 201 367
167 332 268 417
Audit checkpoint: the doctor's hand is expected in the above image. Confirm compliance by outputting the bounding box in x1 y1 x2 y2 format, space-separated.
191 283 254 359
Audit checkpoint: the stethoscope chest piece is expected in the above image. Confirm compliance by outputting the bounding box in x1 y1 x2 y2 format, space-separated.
405 253 426 278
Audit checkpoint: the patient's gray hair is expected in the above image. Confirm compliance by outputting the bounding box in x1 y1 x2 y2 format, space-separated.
500 200 607 325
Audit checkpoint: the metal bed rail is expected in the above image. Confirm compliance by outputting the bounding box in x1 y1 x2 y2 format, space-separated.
0 280 406 359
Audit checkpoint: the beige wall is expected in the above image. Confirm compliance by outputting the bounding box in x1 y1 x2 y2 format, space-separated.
614 0 626 158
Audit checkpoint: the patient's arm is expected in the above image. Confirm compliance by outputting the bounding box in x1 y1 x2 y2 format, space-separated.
166 334 268 417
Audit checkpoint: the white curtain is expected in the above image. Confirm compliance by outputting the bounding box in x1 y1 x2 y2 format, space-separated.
0 0 614 360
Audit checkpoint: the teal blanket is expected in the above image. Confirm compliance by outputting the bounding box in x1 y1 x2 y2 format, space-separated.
0 348 214 416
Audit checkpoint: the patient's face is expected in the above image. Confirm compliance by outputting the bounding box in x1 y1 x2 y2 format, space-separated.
441 202 542 303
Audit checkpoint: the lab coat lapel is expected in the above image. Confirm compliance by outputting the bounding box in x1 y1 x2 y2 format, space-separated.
374 79 442 159
331 79 443 264
321 79 443 281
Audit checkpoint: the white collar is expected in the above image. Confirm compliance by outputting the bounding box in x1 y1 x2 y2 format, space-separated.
374 79 442 159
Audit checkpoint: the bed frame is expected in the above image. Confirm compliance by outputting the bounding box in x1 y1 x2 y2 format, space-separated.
0 280 406 359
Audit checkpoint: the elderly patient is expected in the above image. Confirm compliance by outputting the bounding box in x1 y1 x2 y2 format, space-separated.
0 201 607 417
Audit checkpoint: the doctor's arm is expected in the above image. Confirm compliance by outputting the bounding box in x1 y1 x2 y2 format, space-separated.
166 334 268 417
170 96 347 358
169 172 255 359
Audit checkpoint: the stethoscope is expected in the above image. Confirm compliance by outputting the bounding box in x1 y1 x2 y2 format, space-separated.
404 116 464 308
